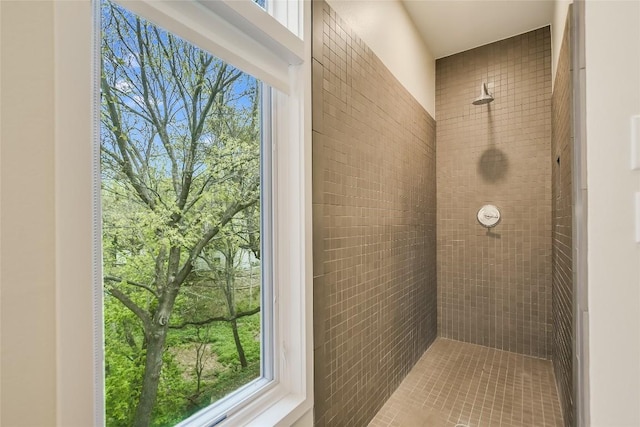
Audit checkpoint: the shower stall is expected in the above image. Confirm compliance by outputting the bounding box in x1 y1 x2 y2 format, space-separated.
312 1 576 426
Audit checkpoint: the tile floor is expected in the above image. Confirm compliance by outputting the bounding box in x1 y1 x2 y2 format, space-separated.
369 338 564 427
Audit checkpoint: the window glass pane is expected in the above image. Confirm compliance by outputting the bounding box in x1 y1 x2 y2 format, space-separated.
100 1 263 425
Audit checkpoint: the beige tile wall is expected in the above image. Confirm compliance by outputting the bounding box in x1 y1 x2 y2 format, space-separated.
436 27 553 359
312 1 438 425
551 8 574 427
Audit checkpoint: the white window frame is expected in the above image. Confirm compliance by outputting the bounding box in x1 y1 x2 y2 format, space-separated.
54 1 312 426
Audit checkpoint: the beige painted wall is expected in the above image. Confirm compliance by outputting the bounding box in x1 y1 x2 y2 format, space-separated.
585 0 640 425
326 0 435 116
1 0 3 419
1 1 58 425
1 2 96 425
551 0 572 87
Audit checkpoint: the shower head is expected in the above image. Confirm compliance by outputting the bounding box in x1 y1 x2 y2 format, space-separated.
472 82 494 105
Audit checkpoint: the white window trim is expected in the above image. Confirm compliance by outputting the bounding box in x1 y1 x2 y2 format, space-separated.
54 0 312 426
117 0 303 93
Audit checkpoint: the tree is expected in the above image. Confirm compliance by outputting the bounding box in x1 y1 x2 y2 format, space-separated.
191 326 213 404
200 229 260 369
100 1 261 425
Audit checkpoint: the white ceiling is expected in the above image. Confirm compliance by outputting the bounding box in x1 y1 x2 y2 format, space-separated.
402 0 555 59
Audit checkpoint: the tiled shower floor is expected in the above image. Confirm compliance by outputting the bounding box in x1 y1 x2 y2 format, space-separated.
369 338 564 427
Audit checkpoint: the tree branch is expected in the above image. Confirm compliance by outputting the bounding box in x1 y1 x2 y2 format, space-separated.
174 198 259 286
181 176 213 215
105 285 152 333
176 57 218 211
101 66 156 210
104 275 158 298
168 306 260 329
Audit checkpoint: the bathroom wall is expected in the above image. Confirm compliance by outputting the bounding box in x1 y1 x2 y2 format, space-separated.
436 27 553 359
551 8 573 427
325 0 435 115
551 0 572 88
585 1 640 424
312 1 438 425
1 2 58 424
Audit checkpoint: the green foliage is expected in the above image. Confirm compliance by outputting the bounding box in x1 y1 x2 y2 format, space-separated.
104 294 143 426
103 246 262 426
209 315 260 366
104 294 193 427
208 361 261 403
163 314 261 420
150 357 192 427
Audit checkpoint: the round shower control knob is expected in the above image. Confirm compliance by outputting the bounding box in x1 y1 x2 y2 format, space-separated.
477 204 501 228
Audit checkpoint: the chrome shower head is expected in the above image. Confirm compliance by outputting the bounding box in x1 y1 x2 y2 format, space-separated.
472 82 494 105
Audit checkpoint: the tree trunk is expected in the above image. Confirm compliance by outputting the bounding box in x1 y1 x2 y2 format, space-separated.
133 274 180 427
230 318 247 368
133 323 168 427
222 243 247 368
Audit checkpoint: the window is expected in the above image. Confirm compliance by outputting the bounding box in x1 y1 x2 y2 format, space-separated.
53 0 311 425
100 1 272 425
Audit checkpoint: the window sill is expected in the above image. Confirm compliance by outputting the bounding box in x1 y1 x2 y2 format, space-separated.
220 385 311 427
177 372 311 426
